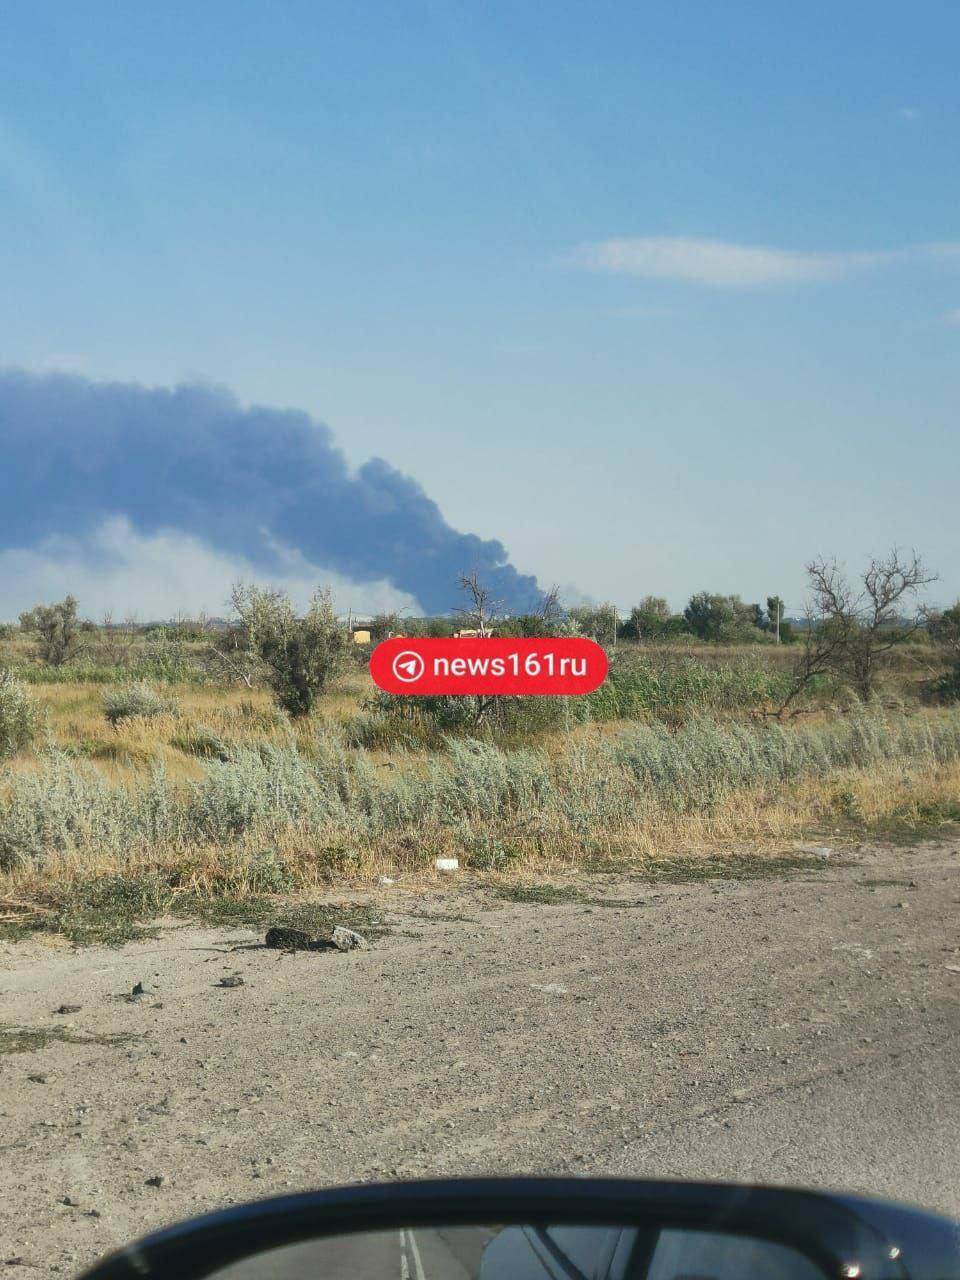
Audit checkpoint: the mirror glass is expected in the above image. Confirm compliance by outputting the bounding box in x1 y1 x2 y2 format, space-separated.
207 1223 831 1280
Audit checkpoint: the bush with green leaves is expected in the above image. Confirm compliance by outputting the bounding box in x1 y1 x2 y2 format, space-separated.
0 670 45 759
928 602 960 654
683 592 765 643
461 831 522 869
231 585 346 718
621 596 686 642
924 602 960 704
586 652 790 720
133 636 203 684
352 652 794 746
925 666 960 705
19 595 83 666
350 689 582 748
102 681 177 725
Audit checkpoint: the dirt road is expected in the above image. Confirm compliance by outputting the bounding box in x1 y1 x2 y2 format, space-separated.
2 840 958 1275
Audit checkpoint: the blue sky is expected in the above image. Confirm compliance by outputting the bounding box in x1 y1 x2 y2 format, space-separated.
1 1 958 617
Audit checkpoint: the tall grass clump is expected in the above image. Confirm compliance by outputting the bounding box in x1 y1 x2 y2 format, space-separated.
188 741 355 840
131 637 206 685
11 660 131 685
606 705 960 813
102 681 178 725
0 751 191 872
6 639 206 686
349 654 799 749
3 708 960 874
170 723 232 761
427 737 555 823
348 691 581 749
0 752 161 870
0 670 45 759
586 652 793 721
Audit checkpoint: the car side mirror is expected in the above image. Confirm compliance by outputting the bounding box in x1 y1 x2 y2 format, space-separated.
76 1177 959 1280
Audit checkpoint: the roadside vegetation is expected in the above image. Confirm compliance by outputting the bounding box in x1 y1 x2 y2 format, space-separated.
1 552 958 942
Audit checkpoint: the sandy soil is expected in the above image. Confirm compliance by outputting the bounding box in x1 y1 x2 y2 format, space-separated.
2 839 958 1275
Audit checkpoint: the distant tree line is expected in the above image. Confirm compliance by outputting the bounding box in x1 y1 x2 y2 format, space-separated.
4 548 956 715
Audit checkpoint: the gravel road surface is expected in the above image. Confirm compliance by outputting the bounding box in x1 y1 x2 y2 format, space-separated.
1 839 958 1275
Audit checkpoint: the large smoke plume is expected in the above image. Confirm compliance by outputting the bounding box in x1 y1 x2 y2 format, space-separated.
0 370 542 616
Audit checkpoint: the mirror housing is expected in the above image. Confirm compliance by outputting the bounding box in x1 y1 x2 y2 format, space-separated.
76 1177 958 1280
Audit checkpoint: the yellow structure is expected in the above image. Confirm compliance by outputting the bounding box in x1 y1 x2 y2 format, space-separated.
352 629 371 645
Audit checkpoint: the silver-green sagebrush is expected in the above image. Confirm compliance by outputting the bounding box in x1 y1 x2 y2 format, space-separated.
2 707 959 871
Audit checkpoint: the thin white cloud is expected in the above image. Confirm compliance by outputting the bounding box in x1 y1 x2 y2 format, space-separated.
24 353 90 375
899 107 921 121
575 236 960 289
0 518 420 623
923 241 960 266
943 309 960 326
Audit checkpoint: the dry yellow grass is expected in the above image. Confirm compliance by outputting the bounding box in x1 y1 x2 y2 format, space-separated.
8 681 309 785
3 654 958 925
3 752 956 911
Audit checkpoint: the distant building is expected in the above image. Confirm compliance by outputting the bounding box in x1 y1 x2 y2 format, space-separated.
352 629 372 645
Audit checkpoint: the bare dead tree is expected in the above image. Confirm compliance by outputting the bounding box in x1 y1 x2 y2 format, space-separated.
848 550 937 696
777 549 936 713
774 602 851 716
207 625 259 689
454 570 503 638
450 570 507 725
535 584 564 632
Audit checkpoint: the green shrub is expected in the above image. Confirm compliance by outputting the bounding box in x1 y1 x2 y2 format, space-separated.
350 690 584 748
102 681 177 725
231 585 346 718
205 848 296 894
586 653 790 721
924 664 960 705
59 738 101 759
133 637 204 685
0 670 45 759
366 691 480 733
312 842 363 875
462 832 522 869
832 788 864 820
354 654 793 746
0 752 141 869
20 595 83 666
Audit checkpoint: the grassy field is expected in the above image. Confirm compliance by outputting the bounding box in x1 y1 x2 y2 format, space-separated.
1 627 957 943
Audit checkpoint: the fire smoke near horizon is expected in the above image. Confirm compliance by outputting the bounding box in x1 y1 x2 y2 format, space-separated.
0 369 543 618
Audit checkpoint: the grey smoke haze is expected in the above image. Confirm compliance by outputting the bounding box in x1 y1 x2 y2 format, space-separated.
0 369 542 616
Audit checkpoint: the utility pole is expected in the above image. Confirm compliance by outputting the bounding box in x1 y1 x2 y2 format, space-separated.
775 599 781 645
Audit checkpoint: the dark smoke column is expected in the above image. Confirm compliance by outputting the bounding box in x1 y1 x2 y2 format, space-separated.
0 370 543 616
